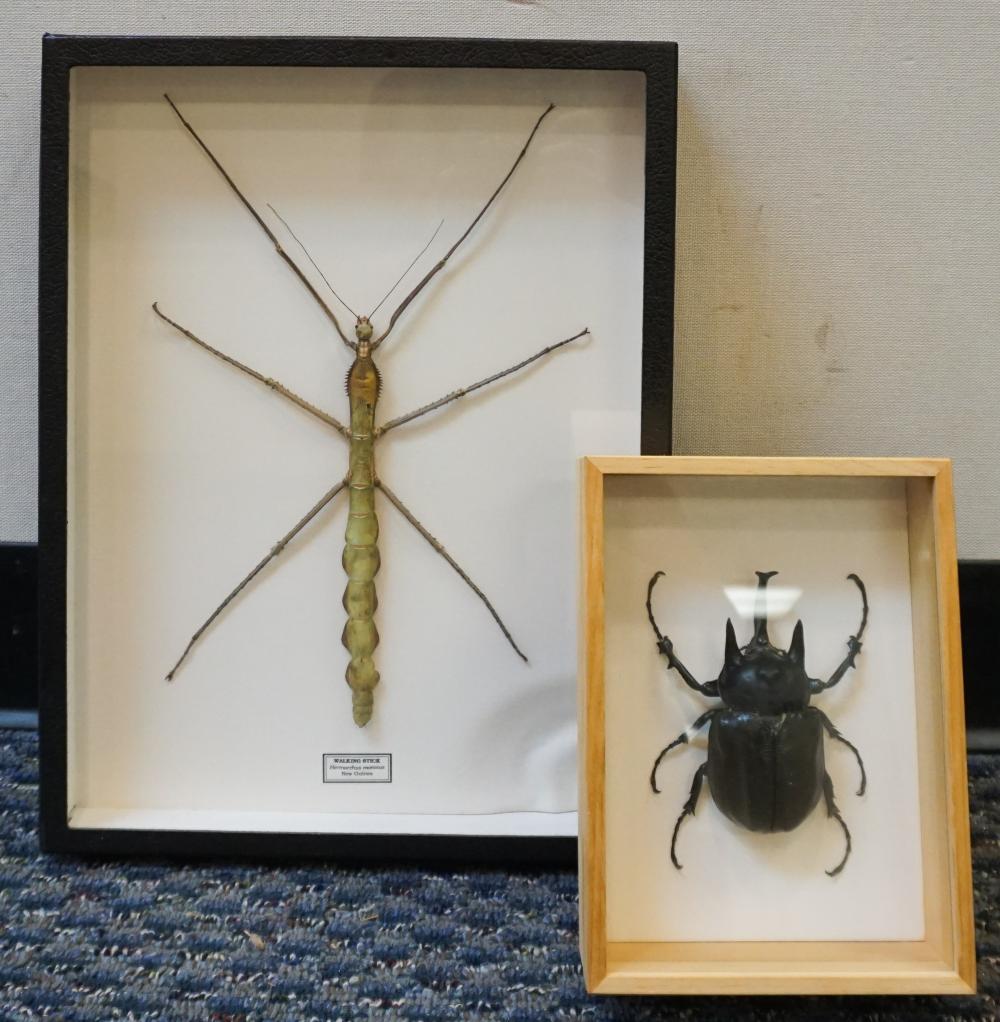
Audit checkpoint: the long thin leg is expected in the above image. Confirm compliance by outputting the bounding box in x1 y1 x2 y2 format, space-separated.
166 478 348 681
646 572 719 697
651 709 717 793
810 573 869 694
822 772 853 877
152 303 350 438
376 329 589 436
374 104 555 349
163 94 355 352
374 478 527 663
811 707 867 796
670 762 708 870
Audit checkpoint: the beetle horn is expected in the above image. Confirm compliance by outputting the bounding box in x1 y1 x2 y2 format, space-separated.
788 619 805 664
753 570 779 643
725 618 739 663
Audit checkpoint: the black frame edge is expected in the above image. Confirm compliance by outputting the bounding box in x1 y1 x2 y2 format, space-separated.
35 34 677 864
0 544 38 712
37 35 71 855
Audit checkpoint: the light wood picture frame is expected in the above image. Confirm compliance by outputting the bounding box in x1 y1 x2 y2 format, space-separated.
579 456 975 995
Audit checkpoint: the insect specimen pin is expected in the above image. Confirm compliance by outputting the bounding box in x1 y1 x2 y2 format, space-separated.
153 96 589 726
647 570 868 875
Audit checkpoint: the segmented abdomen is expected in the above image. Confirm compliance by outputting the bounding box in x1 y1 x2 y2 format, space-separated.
342 355 380 726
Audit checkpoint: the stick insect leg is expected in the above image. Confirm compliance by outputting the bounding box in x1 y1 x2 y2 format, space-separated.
670 762 708 870
162 95 355 352
810 707 867 796
822 772 853 877
810 574 868 694
152 303 350 438
166 478 348 681
646 572 719 697
651 709 717 794
374 478 528 663
376 329 589 437
374 104 556 348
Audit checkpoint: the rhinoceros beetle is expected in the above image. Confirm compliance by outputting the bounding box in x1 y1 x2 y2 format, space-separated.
646 569 868 876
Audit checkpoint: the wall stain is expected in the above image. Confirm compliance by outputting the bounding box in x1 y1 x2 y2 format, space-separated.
815 318 832 351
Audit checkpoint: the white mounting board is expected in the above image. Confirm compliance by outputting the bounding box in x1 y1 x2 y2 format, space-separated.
602 474 924 941
65 65 646 836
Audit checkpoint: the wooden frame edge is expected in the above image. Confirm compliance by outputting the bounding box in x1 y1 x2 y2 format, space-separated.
580 457 608 989
931 462 977 991
592 965 975 997
584 455 949 478
577 455 976 995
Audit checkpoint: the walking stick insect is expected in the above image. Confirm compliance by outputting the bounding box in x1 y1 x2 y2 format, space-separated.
153 95 588 726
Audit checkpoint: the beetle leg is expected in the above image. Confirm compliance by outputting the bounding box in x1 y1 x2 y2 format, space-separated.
811 708 866 796
670 762 708 870
809 636 862 694
646 572 720 697
810 574 868 694
822 772 852 877
651 709 717 794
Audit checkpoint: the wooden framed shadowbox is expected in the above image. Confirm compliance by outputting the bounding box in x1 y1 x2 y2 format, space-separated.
579 457 975 994
38 36 677 863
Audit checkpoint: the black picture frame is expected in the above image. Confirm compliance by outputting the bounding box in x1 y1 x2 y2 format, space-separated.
38 34 677 864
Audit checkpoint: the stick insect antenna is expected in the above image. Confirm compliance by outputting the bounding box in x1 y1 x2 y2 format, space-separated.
373 103 555 350
162 93 355 352
369 219 444 320
267 203 359 321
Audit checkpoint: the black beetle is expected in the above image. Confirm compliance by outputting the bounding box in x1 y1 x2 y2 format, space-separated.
646 569 868 876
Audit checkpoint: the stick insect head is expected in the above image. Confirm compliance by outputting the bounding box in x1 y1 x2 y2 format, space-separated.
355 315 374 351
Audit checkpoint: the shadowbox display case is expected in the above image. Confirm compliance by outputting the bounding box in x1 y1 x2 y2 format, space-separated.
37 35 677 863
579 456 975 994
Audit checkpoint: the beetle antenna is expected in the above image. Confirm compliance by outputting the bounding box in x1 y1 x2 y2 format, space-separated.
369 219 445 320
752 570 779 644
267 203 360 321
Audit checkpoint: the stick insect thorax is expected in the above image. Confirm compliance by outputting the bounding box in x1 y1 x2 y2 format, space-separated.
342 315 383 726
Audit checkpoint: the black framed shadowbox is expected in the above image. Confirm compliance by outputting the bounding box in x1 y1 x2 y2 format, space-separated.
38 35 677 862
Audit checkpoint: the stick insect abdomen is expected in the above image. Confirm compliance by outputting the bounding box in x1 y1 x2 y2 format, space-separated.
342 336 382 726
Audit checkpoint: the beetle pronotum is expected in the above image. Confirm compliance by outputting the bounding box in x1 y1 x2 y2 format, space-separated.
152 95 588 726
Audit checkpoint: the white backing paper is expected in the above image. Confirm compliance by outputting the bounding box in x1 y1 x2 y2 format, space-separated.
66 66 646 834
603 474 924 941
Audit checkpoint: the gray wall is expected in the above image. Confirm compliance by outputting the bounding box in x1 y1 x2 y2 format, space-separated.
3 2 998 555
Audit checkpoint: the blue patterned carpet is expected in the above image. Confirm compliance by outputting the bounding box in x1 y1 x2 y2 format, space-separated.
1 728 998 1021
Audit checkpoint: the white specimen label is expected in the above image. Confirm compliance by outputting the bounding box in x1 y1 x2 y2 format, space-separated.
323 753 392 783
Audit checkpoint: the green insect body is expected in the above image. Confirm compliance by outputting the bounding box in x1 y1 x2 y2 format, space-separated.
155 97 590 727
342 324 382 726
